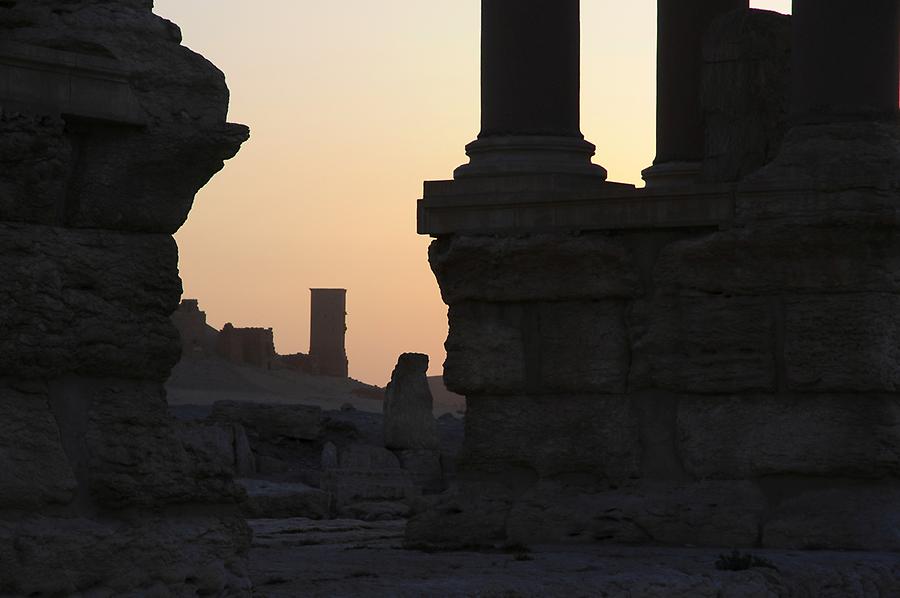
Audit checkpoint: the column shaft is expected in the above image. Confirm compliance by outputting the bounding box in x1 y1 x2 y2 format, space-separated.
647 0 748 186
480 0 581 138
455 0 605 179
792 0 900 124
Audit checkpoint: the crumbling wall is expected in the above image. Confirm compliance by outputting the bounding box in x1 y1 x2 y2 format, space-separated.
172 299 219 356
218 324 277 369
172 299 308 370
0 0 251 594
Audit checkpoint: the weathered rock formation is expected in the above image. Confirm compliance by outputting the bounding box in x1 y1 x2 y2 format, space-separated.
383 354 444 493
0 0 249 594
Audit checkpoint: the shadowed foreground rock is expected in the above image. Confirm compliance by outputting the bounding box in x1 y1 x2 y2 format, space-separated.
0 0 249 594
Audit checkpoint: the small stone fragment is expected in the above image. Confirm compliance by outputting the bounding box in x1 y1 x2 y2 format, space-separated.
383 353 439 450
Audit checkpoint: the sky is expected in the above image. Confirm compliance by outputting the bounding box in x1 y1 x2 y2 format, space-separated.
153 0 792 386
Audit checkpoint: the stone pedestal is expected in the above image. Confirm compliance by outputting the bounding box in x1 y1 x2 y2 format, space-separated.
643 0 748 188
455 135 606 179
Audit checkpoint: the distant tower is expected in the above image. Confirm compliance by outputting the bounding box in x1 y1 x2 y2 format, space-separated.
309 288 348 377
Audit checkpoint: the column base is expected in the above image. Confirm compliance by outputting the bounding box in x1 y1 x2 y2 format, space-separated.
454 135 608 180
641 161 701 189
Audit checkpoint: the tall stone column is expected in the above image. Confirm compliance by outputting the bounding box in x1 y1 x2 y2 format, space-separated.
792 0 900 124
310 288 348 378
454 0 606 179
643 0 748 188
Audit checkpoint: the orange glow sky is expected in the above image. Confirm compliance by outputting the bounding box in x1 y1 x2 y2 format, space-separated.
153 0 792 386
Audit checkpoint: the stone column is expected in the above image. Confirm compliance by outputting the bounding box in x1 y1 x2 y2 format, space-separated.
643 0 748 188
792 0 900 124
455 0 606 179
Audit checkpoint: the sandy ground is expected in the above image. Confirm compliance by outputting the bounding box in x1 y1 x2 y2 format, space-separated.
247 519 900 598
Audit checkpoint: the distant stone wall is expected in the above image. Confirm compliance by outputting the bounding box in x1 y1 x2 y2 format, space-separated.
218 323 277 369
0 1 250 595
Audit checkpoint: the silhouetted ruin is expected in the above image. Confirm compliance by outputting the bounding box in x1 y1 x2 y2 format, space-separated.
0 1 250 594
218 324 277 369
174 299 279 368
384 354 439 452
171 299 219 356
3 0 900 594
310 288 350 378
172 291 350 377
413 0 900 590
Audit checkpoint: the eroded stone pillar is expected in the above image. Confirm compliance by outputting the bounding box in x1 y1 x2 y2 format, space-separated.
0 2 251 593
644 0 748 188
792 0 899 124
455 0 606 179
